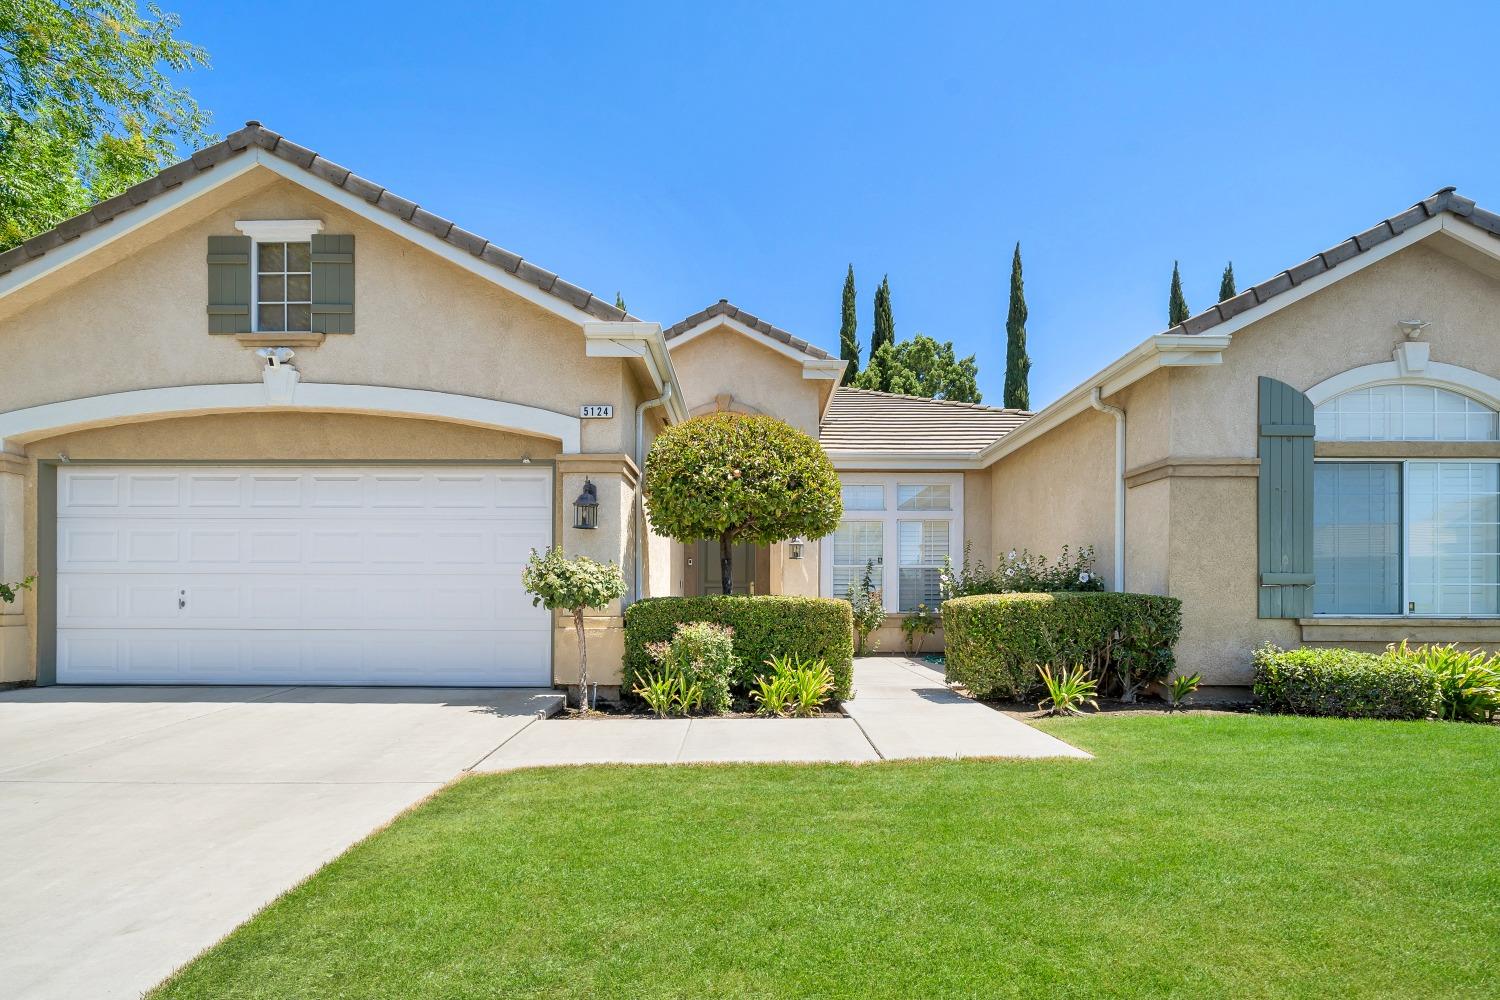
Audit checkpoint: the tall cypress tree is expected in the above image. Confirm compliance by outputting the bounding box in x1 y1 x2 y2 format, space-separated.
839 264 859 385
1168 261 1190 326
1218 261 1236 302
1003 242 1030 410
871 275 894 354
615 291 627 313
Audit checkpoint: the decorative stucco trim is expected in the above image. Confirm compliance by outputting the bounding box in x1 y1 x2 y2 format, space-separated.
0 383 583 453
1124 457 1260 489
1315 441 1500 459
554 452 641 487
234 332 326 348
1300 617 1500 644
1304 356 1500 411
234 218 324 242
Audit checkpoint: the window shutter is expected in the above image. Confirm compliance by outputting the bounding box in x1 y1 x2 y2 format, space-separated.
1258 375 1315 618
310 234 354 334
206 235 251 334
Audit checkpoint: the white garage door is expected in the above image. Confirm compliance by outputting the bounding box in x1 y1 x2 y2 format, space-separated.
56 465 553 685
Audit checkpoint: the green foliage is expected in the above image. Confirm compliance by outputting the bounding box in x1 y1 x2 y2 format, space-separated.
1004 241 1030 410
900 603 937 655
1252 645 1442 721
643 621 737 715
943 592 1183 701
1168 260 1190 326
1165 672 1202 712
940 542 1104 598
623 595 854 701
756 654 835 717
0 575 34 604
1383 641 1500 723
614 291 627 312
642 412 841 594
1218 261 1236 302
0 0 215 251
839 264 858 385
520 547 626 615
871 273 894 353
851 334 981 403
632 669 703 718
1038 664 1098 716
845 560 885 655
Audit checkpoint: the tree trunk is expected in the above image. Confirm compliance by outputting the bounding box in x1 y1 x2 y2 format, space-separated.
719 533 733 596
573 607 589 714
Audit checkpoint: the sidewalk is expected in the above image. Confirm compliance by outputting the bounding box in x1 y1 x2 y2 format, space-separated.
472 658 1086 770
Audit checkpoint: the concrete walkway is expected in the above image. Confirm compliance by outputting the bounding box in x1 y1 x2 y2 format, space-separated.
0 685 561 1000
474 657 1086 770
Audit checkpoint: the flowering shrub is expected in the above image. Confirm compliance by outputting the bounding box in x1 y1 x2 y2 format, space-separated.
846 560 886 654
939 543 1104 599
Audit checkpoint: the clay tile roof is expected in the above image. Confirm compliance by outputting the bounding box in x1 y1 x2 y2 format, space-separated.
1168 186 1497 338
819 387 1031 454
663 299 835 360
0 121 629 322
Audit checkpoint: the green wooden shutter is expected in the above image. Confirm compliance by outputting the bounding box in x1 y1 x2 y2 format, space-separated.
206 235 251 334
310 234 355 334
1258 376 1315 618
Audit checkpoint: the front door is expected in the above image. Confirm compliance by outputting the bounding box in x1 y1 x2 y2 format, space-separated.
696 539 758 595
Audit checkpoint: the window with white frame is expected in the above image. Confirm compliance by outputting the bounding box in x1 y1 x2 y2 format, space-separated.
1313 385 1500 617
824 475 963 612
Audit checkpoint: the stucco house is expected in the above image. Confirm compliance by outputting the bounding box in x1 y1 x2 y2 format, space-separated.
2 121 1497 695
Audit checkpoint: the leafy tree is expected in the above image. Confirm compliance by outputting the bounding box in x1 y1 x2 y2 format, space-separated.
1003 241 1030 409
615 291 627 312
521 547 626 712
643 412 842 595
1218 261 1236 302
838 264 858 385
1168 261 1190 326
852 333 980 402
0 0 214 250
871 274 894 353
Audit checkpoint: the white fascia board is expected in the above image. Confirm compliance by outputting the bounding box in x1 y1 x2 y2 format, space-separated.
584 322 690 423
0 155 265 302
802 359 847 380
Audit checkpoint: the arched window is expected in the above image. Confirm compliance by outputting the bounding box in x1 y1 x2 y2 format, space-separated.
1312 382 1500 618
1314 384 1499 442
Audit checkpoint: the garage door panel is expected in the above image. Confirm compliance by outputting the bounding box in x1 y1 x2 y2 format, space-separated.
57 466 554 685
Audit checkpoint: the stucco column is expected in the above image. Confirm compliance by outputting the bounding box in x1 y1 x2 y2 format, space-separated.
551 453 640 694
0 450 28 684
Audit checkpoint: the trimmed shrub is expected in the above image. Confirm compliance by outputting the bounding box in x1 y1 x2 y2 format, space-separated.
642 621 738 715
1252 645 1442 721
942 592 1183 701
623 596 854 701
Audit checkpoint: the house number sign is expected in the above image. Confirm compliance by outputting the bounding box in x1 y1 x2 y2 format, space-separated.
580 404 614 419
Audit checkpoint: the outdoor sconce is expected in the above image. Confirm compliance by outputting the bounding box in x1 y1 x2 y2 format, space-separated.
788 537 806 560
573 478 600 530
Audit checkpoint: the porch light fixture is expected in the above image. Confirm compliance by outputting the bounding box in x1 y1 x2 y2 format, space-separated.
788 537 805 560
573 478 600 530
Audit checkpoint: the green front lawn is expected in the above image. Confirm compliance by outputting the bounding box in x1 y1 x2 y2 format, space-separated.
154 714 1499 999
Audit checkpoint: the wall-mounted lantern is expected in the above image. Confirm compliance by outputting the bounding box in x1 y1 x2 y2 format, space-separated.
573 478 600 530
788 536 806 560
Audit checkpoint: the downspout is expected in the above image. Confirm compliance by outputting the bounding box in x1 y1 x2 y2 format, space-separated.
1090 387 1126 592
633 382 673 602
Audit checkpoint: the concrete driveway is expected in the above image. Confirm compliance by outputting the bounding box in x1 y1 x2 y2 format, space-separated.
0 685 560 1000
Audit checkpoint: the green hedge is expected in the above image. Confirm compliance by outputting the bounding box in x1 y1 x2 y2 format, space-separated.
941 592 1183 700
623 596 854 701
1252 645 1442 720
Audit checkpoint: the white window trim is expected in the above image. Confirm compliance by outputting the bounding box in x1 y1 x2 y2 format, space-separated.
820 472 964 614
1313 456 1500 619
234 219 324 242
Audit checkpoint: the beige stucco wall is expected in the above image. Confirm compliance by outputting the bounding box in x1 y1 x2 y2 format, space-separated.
668 324 824 435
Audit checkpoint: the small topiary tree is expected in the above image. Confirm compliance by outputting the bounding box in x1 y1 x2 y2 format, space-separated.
643 412 842 594
521 547 626 712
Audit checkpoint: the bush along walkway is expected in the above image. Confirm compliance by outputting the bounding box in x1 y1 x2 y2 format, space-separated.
471 659 1086 770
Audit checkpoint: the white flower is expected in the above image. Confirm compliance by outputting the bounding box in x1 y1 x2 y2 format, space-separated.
1008 549 1017 560
1079 572 1091 583
1005 568 1014 576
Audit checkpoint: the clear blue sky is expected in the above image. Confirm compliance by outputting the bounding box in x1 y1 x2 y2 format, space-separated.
175 1 1496 409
